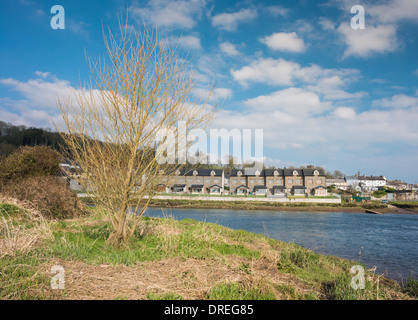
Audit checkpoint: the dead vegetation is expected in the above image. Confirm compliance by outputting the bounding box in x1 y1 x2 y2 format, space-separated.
0 196 53 258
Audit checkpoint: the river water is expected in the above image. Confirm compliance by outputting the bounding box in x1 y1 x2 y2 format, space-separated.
144 207 418 281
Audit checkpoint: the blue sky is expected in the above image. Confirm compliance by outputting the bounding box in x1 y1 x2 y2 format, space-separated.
0 0 418 182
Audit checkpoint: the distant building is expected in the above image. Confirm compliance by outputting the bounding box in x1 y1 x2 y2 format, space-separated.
167 168 224 195
386 180 408 190
345 176 359 188
229 167 326 196
326 178 347 190
357 175 386 191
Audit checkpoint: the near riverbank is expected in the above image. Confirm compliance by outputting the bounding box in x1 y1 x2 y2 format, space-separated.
1 200 416 300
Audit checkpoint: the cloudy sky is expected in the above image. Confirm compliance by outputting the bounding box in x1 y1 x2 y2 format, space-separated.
0 0 418 182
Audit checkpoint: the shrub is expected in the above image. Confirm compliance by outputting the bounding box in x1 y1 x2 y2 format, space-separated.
0 145 60 181
0 145 84 219
1 176 84 219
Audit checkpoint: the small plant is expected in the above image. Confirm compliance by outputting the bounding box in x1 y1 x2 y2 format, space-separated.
401 278 418 298
146 290 183 300
206 281 275 300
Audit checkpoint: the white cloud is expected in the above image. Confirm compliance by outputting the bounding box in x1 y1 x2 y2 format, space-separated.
34 71 51 78
170 35 202 50
244 88 331 116
211 8 257 31
260 32 305 52
219 42 240 56
318 17 336 31
333 107 356 119
215 92 418 152
194 87 233 101
231 58 300 86
368 0 418 24
0 75 72 109
372 94 418 109
131 0 205 29
337 23 398 58
264 5 288 16
231 58 365 101
332 0 418 58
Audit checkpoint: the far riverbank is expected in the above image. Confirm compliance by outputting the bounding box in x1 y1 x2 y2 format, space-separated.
78 194 417 214
146 198 398 214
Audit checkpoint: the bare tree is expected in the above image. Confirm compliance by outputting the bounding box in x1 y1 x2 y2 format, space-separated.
55 20 216 247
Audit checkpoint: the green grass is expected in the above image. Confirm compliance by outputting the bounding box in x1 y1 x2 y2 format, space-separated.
0 252 50 300
146 290 184 300
401 278 418 298
206 281 276 300
50 217 260 265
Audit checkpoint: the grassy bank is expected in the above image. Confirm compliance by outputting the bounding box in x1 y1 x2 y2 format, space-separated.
1 201 416 300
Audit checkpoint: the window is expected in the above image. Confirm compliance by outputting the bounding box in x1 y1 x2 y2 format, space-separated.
241 179 246 183
258 179 263 184
276 179 282 183
318 179 322 184
232 179 237 183
196 178 201 183
307 179 313 184
250 179 255 183
214 179 219 183
288 179 293 184
296 179 301 184
205 178 211 183
269 179 273 183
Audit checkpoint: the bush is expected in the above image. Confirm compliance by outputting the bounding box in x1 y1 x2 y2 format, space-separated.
1 176 83 219
0 146 84 219
0 145 60 181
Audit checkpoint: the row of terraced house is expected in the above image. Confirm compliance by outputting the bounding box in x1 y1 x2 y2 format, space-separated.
158 166 328 197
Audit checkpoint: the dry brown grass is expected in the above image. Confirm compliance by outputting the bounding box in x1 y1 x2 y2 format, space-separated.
38 254 306 300
0 197 53 258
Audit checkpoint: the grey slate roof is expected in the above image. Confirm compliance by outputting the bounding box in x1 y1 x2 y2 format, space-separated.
176 168 223 176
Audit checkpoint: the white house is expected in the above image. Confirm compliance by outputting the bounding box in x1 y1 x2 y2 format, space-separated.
357 175 387 191
345 176 359 188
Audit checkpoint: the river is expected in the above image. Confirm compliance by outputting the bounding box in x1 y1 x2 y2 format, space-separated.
144 207 418 281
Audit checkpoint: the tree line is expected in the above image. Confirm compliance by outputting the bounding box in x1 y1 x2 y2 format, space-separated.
0 121 64 157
